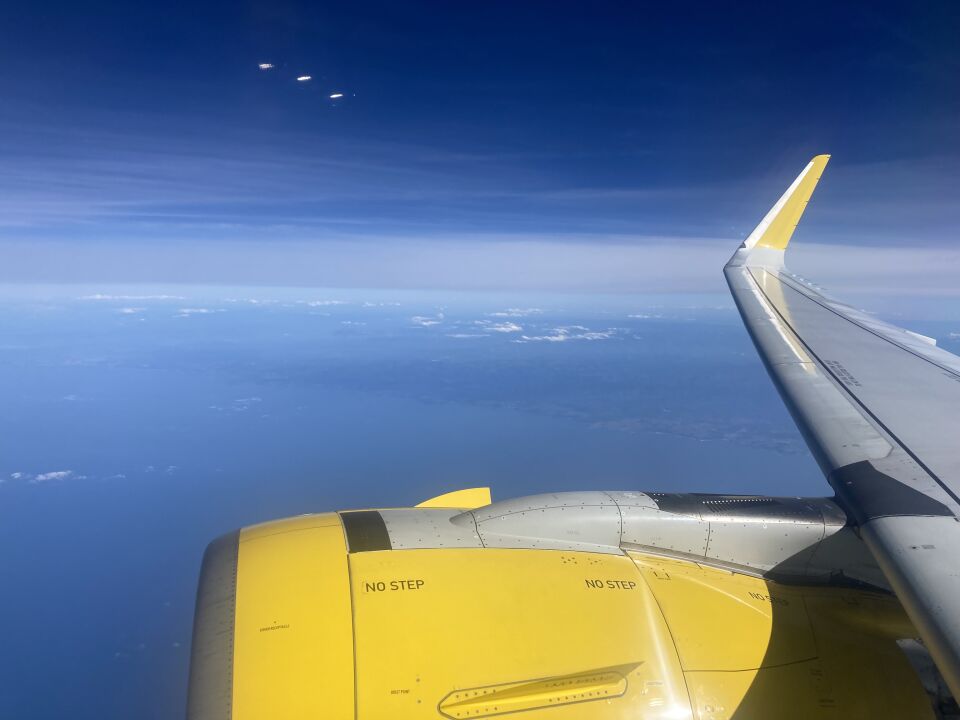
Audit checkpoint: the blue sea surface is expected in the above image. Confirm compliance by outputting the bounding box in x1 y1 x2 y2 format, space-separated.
2 286 958 719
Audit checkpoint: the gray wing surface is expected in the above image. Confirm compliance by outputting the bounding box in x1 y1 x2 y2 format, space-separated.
725 155 960 698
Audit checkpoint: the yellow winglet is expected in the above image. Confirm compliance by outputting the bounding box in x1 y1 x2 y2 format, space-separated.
748 154 830 252
416 487 492 509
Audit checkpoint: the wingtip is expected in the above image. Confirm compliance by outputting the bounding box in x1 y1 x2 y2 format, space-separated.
748 154 832 254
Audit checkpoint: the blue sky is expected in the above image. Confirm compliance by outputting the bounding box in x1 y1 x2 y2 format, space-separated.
0 1 957 290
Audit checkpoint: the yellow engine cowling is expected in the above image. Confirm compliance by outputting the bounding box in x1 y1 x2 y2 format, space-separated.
187 511 934 719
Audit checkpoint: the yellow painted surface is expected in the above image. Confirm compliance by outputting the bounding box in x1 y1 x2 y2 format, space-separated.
631 552 933 720
755 154 830 251
232 513 354 720
223 512 932 720
239 511 341 542
416 486 492 509
631 554 816 671
350 548 690 719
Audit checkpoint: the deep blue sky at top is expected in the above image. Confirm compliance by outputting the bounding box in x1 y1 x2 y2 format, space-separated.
0 1 957 288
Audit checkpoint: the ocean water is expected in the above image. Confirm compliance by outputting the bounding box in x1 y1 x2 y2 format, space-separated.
1 286 957 719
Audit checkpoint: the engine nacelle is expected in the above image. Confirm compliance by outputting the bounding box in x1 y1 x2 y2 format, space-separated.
187 491 935 719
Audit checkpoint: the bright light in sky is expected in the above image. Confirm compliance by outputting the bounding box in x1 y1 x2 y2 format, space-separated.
329 92 344 99
296 75 311 82
257 62 274 70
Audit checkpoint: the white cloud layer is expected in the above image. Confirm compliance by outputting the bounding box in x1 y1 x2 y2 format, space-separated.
11 239 955 295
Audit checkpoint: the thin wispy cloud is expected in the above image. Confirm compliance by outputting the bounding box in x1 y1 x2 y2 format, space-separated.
209 397 263 413
0 117 954 253
477 320 522 333
80 293 185 301
410 313 444 327
488 308 543 317
175 307 224 317
1 103 951 250
223 298 276 305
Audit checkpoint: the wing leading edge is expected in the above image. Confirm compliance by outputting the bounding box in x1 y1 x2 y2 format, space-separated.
725 156 960 698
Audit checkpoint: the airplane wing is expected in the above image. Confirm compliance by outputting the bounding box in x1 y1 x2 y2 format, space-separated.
725 155 960 698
